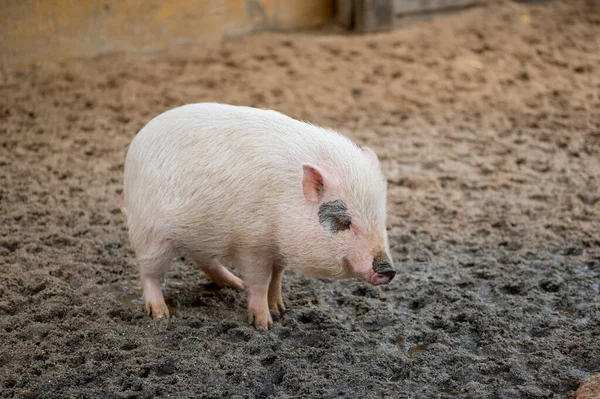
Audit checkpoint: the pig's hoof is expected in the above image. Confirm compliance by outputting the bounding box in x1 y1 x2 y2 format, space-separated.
145 301 170 319
248 310 272 331
269 300 286 318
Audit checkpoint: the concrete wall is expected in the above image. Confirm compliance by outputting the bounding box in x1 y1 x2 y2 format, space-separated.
0 0 333 67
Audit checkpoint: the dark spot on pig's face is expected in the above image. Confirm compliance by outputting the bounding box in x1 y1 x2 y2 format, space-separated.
318 200 352 234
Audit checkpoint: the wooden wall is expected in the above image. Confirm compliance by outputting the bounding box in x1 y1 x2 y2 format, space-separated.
0 0 333 67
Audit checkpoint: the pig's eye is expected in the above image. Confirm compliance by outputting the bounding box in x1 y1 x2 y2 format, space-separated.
335 217 352 231
318 200 352 234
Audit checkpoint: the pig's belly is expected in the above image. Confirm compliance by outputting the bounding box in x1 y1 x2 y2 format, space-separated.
164 183 280 264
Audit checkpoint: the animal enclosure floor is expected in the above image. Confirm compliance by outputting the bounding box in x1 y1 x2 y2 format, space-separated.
1 1 599 398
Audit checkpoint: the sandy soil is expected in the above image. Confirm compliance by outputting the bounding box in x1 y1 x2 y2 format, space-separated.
1 0 599 398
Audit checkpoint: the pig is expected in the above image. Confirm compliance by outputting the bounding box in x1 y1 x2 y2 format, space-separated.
122 103 395 329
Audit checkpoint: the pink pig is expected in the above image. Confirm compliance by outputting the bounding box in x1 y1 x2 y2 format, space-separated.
122 103 395 329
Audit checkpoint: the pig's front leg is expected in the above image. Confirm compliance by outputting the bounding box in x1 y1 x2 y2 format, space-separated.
238 254 273 330
268 264 286 317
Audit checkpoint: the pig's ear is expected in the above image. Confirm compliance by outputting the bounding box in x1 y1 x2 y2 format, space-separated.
361 146 379 166
302 164 326 203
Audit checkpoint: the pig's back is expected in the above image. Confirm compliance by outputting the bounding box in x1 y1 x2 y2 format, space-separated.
126 103 351 197
124 103 358 258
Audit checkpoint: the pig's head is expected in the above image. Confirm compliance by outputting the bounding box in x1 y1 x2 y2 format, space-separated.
300 146 395 286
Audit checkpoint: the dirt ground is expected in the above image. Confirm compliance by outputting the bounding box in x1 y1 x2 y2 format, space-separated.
1 0 599 398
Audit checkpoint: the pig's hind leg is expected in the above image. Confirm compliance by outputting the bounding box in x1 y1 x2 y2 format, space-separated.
136 241 174 319
195 258 245 290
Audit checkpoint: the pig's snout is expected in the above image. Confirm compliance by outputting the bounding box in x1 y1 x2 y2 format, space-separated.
375 264 396 279
370 252 396 285
370 264 396 285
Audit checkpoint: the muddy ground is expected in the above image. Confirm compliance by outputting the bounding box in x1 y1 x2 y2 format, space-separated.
1 1 599 398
